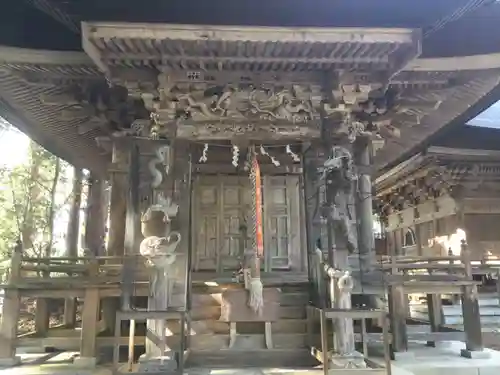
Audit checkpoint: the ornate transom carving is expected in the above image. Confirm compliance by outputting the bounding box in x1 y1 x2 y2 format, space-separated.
145 81 322 125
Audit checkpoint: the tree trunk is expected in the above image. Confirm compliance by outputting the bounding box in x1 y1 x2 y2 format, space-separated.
45 158 61 257
20 141 43 252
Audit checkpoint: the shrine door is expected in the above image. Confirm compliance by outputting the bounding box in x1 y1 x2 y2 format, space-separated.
192 175 302 273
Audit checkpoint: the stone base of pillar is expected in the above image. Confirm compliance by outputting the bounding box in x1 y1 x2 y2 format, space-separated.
17 346 46 354
73 356 97 368
0 356 21 367
330 351 367 368
460 348 491 359
392 351 415 361
138 354 177 372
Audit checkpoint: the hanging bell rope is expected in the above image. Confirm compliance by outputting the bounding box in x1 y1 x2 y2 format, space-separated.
248 147 264 315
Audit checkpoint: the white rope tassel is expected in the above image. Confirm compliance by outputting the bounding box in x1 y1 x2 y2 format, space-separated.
286 144 300 163
199 143 208 163
232 145 240 167
259 145 280 167
248 277 264 315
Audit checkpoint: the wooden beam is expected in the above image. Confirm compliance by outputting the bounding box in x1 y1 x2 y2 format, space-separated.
194 163 302 175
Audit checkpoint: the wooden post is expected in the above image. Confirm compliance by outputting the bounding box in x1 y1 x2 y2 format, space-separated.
74 260 100 368
64 168 83 328
426 293 444 347
355 139 374 272
460 239 485 358
415 223 423 256
388 284 408 355
0 246 22 365
66 168 83 257
103 143 129 333
34 298 49 335
63 298 77 327
84 175 106 256
107 143 128 257
496 269 500 307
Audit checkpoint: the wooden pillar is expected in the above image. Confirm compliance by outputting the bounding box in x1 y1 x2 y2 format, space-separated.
67 168 83 257
142 141 191 364
63 298 77 327
122 142 141 312
84 175 106 256
103 144 129 332
388 285 408 354
63 168 82 328
34 299 49 335
415 223 423 256
75 261 100 368
460 239 484 357
455 197 484 357
0 247 22 365
426 293 444 347
107 144 128 257
355 139 374 272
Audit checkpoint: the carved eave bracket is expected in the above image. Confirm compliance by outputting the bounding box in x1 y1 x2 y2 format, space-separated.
40 81 152 140
374 161 466 219
80 23 423 143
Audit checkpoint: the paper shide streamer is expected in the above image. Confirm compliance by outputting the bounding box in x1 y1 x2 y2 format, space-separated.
259 145 280 167
199 143 208 163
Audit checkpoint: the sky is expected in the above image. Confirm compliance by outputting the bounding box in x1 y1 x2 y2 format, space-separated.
0 121 29 168
0 122 78 255
467 101 500 129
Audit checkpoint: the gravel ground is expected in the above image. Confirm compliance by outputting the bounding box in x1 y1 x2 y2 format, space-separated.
483 332 500 350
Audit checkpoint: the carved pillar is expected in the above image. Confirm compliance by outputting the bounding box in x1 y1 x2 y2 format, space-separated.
355 139 374 272
139 141 191 372
84 175 106 256
322 145 365 368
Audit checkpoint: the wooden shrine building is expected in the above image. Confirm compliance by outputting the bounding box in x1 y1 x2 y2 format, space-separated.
1 0 500 372
375 125 500 263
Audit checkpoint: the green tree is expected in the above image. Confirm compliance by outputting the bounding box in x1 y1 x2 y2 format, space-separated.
0 138 69 257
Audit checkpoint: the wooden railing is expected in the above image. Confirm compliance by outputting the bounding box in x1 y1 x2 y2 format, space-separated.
0 254 151 291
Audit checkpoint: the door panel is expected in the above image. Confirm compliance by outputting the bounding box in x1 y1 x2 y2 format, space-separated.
263 176 301 271
193 175 301 272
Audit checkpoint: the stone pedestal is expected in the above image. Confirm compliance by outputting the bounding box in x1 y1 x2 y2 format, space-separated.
73 356 97 368
0 356 21 368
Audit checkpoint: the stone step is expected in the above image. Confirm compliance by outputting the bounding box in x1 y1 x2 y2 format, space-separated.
411 311 500 325
166 319 308 334
185 349 319 368
411 297 500 307
191 305 305 321
159 333 308 351
411 305 500 316
191 291 309 307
